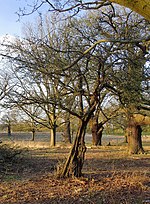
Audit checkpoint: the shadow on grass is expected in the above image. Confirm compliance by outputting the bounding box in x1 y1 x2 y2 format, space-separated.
0 151 58 182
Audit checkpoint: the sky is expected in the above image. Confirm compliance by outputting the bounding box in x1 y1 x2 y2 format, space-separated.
0 0 87 38
0 0 23 36
0 0 46 37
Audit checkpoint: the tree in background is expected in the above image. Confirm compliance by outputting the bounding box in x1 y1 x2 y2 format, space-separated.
0 59 10 110
0 110 18 136
61 111 72 144
0 17 65 146
91 105 121 146
17 105 41 141
83 8 150 149
104 12 150 153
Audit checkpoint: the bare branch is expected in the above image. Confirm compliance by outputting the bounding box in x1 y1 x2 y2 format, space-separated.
64 35 150 70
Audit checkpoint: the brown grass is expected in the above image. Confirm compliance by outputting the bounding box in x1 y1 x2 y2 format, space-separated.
0 138 150 204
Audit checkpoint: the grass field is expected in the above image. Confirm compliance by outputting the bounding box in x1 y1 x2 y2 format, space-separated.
0 132 150 204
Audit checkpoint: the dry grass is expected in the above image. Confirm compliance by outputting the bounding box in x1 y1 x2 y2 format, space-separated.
0 135 150 204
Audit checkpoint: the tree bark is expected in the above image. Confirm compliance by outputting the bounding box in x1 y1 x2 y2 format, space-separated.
60 120 87 177
97 125 104 146
7 124 11 137
127 119 144 154
91 116 103 146
63 114 72 143
50 127 56 146
31 128 35 141
50 110 57 146
124 127 129 143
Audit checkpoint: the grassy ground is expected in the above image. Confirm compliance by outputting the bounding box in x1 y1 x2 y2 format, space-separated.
0 134 150 204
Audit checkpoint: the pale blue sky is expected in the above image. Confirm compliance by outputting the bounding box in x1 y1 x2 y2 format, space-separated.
0 0 24 36
0 0 47 37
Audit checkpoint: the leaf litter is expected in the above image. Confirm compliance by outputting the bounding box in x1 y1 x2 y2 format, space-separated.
0 144 150 204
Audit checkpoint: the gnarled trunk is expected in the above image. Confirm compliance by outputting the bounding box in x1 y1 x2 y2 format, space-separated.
60 120 87 177
127 120 144 154
59 75 104 177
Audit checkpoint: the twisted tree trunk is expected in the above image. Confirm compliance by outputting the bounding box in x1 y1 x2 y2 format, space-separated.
59 75 104 177
60 120 87 177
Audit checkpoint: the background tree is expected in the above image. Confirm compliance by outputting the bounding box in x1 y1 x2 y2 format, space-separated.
0 17 66 146
0 57 10 106
103 11 150 154
61 111 72 144
90 94 120 146
80 8 149 148
0 110 18 136
18 105 41 141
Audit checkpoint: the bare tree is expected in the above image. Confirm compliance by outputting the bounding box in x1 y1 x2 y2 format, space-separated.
0 13 109 176
0 110 18 136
